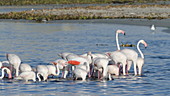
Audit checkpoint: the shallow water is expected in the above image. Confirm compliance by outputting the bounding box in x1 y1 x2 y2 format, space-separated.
0 20 170 96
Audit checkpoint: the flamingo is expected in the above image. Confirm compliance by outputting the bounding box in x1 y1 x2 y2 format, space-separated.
19 64 32 72
107 29 127 75
73 62 89 81
58 52 74 60
6 54 21 77
46 65 59 77
92 58 109 79
136 40 148 75
36 65 48 81
15 71 36 82
0 67 12 79
51 59 69 78
107 64 119 80
121 39 147 75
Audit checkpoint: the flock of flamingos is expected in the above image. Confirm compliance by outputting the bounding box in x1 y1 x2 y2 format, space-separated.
0 29 148 82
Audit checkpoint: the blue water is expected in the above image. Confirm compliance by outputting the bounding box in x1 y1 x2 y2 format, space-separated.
0 20 170 96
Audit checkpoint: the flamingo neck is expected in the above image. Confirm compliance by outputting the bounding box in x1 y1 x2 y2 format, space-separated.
0 68 5 79
116 32 120 50
137 41 144 59
37 73 42 81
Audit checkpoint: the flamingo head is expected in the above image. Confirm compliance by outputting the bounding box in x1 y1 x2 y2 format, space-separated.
116 29 125 35
2 67 12 79
140 40 148 48
67 60 81 65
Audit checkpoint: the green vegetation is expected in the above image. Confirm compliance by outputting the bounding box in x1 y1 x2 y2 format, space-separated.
0 0 169 5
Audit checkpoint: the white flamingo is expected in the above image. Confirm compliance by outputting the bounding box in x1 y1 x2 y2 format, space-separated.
15 71 36 82
19 64 32 72
36 65 48 81
136 40 148 75
58 52 74 60
6 54 21 77
107 64 119 80
51 59 69 78
46 65 59 77
107 29 127 75
121 40 147 75
73 62 89 81
93 58 109 79
0 67 12 79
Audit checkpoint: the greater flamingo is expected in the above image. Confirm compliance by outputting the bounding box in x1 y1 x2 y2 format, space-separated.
92 58 109 79
6 54 21 77
107 64 119 80
36 65 48 81
46 65 59 77
51 59 69 78
121 39 147 76
58 52 74 60
73 62 89 81
19 64 32 72
0 67 12 79
136 40 148 75
15 71 36 82
107 29 127 75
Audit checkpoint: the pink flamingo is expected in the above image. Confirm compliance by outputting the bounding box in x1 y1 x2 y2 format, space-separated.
0 67 12 79
6 54 21 77
107 29 127 75
136 40 148 75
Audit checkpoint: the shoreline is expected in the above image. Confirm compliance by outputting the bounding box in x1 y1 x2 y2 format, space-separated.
0 4 170 21
1 18 170 28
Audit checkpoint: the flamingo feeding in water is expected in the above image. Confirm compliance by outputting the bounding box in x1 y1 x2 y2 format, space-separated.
46 65 59 77
51 59 69 78
0 67 12 79
15 71 36 82
6 54 21 77
36 65 48 81
73 62 89 81
92 58 109 79
136 40 148 75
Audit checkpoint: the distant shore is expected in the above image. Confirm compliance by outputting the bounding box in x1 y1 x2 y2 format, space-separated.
0 4 170 22
0 4 170 29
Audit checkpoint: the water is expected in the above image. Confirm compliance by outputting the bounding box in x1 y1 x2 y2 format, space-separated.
0 20 170 96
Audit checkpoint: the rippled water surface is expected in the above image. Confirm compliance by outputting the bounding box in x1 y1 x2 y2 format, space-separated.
0 20 170 96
